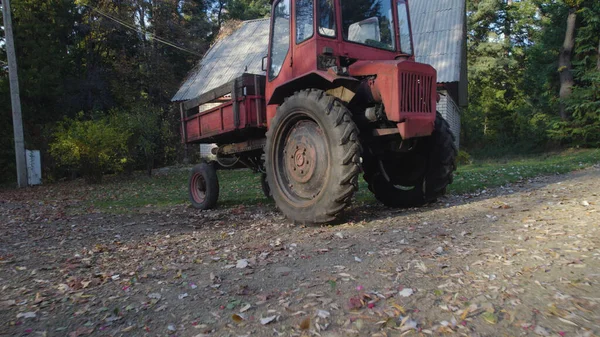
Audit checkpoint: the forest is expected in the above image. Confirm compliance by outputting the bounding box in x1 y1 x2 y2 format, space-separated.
0 0 598 184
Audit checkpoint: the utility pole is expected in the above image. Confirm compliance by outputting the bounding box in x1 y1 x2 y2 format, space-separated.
2 0 27 187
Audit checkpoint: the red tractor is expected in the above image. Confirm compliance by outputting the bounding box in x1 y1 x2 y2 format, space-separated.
181 0 457 223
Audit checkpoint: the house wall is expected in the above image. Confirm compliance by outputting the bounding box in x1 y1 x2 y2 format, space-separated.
438 89 461 149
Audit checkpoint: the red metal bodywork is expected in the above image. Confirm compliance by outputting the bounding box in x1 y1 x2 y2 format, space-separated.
349 60 437 139
264 0 436 138
182 95 266 143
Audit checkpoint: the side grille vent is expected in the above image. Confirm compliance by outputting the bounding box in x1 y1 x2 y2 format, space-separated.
400 72 434 113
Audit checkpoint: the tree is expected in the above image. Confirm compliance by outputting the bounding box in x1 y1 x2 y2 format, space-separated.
558 1 579 120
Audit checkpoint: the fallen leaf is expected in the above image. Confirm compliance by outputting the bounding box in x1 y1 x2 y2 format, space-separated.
316 309 330 318
0 300 16 307
399 288 414 297
148 293 161 300
299 317 310 330
534 325 550 336
260 315 277 325
232 313 246 323
391 303 406 315
481 312 497 324
68 326 94 337
16 312 36 319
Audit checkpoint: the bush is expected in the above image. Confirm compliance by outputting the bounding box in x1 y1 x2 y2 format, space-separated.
111 103 175 176
49 115 131 183
456 150 472 165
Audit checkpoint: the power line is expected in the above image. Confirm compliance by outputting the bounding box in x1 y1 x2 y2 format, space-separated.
85 4 202 57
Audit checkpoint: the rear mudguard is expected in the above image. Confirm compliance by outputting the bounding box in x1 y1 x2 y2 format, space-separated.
266 70 359 127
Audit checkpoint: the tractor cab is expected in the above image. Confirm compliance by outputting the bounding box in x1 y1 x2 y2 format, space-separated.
265 0 437 141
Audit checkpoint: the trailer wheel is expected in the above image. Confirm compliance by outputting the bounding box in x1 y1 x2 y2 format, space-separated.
189 162 219 210
364 112 456 207
265 89 361 223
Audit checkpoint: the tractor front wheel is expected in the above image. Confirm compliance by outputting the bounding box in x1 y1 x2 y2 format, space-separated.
364 112 457 207
265 90 361 223
188 162 219 210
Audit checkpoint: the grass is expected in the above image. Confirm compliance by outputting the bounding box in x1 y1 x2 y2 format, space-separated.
450 148 600 194
83 148 599 212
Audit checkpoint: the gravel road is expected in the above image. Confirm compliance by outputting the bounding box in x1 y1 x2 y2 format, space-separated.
1 166 599 337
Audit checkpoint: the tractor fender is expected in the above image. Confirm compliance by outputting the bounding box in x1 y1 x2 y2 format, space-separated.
268 70 360 105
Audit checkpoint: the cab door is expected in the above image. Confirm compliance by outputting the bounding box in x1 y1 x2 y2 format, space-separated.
265 0 293 122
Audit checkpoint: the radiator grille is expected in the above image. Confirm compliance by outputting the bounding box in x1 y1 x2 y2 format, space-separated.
400 72 434 113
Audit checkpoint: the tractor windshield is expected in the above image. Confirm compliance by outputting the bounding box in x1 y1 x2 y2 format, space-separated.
341 0 395 51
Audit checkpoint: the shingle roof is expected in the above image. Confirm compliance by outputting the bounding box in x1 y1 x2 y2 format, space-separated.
171 18 270 102
172 0 466 102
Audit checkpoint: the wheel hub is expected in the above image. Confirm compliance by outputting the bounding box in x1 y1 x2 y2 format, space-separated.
286 142 316 183
191 173 206 203
277 119 328 201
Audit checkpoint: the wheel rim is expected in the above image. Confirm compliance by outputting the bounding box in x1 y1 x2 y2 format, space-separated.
273 113 329 206
191 173 207 203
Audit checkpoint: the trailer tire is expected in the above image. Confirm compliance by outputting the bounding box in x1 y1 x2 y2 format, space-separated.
364 112 456 207
188 162 219 210
265 89 361 223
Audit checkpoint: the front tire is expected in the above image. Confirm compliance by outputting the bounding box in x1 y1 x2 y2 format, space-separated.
364 112 457 207
265 90 361 223
188 162 219 210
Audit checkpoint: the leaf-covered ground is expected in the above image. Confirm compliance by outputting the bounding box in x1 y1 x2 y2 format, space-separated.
1 165 599 337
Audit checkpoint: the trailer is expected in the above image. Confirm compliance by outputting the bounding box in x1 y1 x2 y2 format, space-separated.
180 73 270 209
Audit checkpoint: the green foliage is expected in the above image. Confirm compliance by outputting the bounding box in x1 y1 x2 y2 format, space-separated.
226 0 270 20
456 150 472 166
550 71 600 146
111 103 176 175
49 115 130 183
464 0 600 152
0 0 213 183
545 1 600 146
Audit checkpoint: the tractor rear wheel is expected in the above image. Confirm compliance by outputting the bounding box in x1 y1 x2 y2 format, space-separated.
189 162 219 210
265 89 361 223
364 112 457 207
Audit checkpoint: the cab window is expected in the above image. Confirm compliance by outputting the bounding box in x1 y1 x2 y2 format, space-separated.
269 0 291 80
318 0 336 37
296 0 314 43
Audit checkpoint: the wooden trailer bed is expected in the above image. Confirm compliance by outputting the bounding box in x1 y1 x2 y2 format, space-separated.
180 73 267 145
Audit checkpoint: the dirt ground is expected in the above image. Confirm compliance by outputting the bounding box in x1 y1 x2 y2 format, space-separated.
1 166 599 337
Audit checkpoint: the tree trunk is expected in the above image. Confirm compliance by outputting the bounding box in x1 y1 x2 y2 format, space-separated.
558 8 577 120
597 38 600 72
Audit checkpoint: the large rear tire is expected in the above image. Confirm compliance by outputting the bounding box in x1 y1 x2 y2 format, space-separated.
364 112 457 207
265 89 361 223
189 162 219 210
